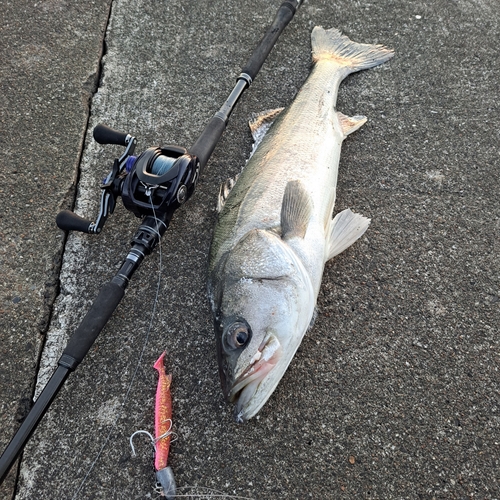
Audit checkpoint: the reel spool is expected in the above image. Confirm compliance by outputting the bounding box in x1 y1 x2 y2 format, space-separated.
122 145 199 218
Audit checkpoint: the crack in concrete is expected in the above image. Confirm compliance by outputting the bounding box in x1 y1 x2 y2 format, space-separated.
6 2 117 498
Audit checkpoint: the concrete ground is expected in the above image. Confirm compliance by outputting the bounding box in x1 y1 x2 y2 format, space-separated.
1 0 499 499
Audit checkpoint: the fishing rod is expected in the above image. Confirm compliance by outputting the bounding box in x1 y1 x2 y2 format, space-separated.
0 0 303 483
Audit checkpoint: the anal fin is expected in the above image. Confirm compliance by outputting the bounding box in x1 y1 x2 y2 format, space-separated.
327 208 370 261
337 112 367 137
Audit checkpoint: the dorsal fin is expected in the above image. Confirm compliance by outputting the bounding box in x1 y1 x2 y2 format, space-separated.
281 180 313 240
249 108 284 141
216 175 239 212
248 108 284 157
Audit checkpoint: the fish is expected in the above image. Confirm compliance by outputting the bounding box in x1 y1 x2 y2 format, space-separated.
207 26 394 422
153 351 176 498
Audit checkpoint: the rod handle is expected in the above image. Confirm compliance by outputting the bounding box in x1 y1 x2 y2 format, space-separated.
62 281 125 365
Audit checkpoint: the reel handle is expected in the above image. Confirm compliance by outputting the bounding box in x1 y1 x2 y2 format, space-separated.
56 210 95 233
93 123 129 146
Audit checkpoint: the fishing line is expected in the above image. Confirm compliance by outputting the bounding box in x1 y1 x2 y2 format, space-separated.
71 195 164 499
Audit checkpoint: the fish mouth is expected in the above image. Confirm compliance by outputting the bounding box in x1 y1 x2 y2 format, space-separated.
229 332 282 423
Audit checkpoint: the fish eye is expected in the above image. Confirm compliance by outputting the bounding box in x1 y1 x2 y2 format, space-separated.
225 321 252 350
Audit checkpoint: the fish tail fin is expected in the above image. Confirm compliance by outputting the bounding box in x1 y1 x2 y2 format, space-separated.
311 26 394 73
154 351 166 373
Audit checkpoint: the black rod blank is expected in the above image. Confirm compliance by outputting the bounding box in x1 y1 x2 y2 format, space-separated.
190 0 301 172
0 367 69 483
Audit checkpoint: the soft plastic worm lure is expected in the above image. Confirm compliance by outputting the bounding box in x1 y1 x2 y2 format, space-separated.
130 352 176 498
153 351 176 498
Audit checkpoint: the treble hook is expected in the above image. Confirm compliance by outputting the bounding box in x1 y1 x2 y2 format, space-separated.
129 420 175 457
129 429 155 457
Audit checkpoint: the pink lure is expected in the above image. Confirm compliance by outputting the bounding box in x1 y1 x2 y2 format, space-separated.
153 351 173 471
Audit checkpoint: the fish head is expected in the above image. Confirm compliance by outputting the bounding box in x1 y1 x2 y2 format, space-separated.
211 228 314 422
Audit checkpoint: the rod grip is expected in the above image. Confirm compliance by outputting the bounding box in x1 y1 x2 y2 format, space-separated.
62 282 125 366
93 123 128 146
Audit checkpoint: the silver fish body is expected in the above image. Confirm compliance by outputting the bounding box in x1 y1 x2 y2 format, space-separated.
208 27 393 422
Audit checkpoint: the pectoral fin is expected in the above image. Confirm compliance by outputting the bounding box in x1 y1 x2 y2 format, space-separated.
326 208 370 261
281 180 313 240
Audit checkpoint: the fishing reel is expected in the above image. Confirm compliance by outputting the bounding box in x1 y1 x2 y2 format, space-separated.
56 124 199 234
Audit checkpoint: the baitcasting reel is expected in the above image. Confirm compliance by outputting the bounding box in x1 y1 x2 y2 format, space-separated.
56 124 199 234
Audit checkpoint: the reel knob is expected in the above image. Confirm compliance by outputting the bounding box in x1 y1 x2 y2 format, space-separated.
56 210 97 234
93 124 130 146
